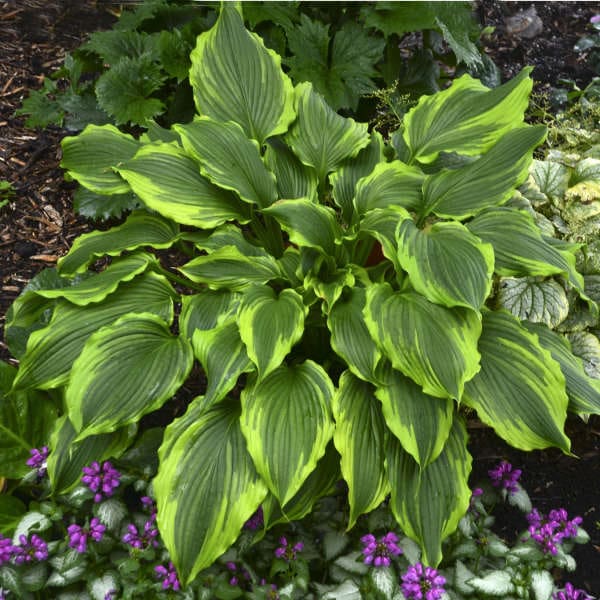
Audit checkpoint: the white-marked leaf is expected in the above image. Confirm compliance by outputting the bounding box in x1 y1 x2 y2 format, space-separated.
531 159 569 200
567 331 600 379
467 570 514 595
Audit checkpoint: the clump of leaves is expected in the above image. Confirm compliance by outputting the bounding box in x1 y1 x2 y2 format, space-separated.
5 3 599 591
0 181 16 210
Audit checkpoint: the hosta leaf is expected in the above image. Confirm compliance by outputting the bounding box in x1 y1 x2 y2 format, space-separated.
58 212 180 276
47 416 136 494
264 198 342 256
462 310 570 452
332 371 389 529
179 246 281 290
422 125 546 220
523 323 600 416
0 362 57 479
467 207 584 293
359 208 405 272
67 313 193 439
387 416 472 566
331 131 384 225
396 219 494 311
192 321 254 409
155 399 268 585
328 287 382 383
189 3 295 143
0 496 26 536
353 161 425 217
116 142 250 227
403 68 533 164
497 277 569 328
72 187 140 221
190 224 270 258
240 361 335 505
286 82 369 183
237 285 307 379
566 331 600 379
364 288 481 399
531 159 569 201
175 118 278 208
305 266 354 309
375 367 454 468
61 124 139 195
264 139 318 202
13 272 176 390
285 16 384 111
35 252 156 306
180 290 240 340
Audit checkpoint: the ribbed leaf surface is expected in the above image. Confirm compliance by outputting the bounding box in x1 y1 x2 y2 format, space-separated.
463 310 570 452
387 416 472 566
175 118 278 208
332 372 389 528
240 361 335 505
189 4 295 143
116 143 250 227
179 290 240 340
66 313 193 439
155 399 268 584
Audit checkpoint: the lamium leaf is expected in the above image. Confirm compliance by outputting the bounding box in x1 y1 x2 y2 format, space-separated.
240 361 335 505
175 118 278 208
403 68 533 164
35 252 156 306
523 322 600 416
332 371 389 529
264 139 318 202
66 313 193 439
61 124 139 195
462 310 570 452
155 399 268 585
328 287 382 383
58 212 180 276
353 161 425 217
263 198 342 256
13 272 176 390
467 207 584 293
189 3 295 143
364 289 481 399
566 158 600 202
116 143 250 227
396 219 494 311
375 367 454 468
192 321 254 409
286 82 370 183
237 285 308 379
47 416 136 494
387 416 472 566
531 159 570 201
566 331 600 379
180 290 240 340
421 125 547 220
179 246 281 290
497 277 569 328
331 131 384 225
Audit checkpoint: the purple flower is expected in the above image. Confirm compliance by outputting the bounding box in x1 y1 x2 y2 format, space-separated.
67 517 106 553
13 534 48 564
0 588 8 599
274 536 304 561
154 561 180 591
81 461 121 503
591 14 600 24
0 536 17 566
226 561 251 588
244 506 264 531
488 460 521 495
554 583 593 600
527 508 583 554
122 514 160 550
140 496 156 515
26 446 49 477
360 532 402 567
401 563 446 600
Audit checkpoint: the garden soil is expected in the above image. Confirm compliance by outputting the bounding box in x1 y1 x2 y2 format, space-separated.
0 0 599 595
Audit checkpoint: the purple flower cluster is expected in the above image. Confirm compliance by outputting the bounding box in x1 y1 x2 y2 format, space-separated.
360 532 402 567
274 536 304 561
13 534 48 565
26 446 49 477
244 506 264 531
401 563 446 600
226 561 251 587
155 561 180 591
554 582 593 600
67 517 106 553
0 536 17 566
122 514 160 550
81 461 121 503
488 460 521 495
527 508 583 555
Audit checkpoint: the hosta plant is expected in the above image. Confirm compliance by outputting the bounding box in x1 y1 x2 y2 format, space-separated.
5 3 600 588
